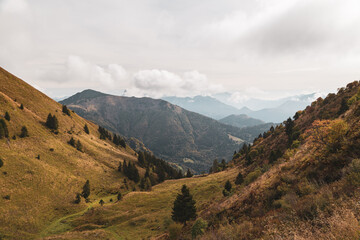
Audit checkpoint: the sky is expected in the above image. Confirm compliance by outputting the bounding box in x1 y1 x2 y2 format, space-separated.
1 0 360 103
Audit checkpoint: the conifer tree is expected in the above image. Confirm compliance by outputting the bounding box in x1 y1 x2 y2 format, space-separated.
82 180 90 199
20 104 24 110
225 180 232 192
171 185 197 225
0 158 3 168
235 172 244 185
76 140 83 152
4 112 10 121
117 192 122 201
62 105 71 116
186 169 193 178
74 193 81 204
118 161 122 172
46 114 59 130
68 137 76 147
20 126 29 138
99 199 104 206
84 124 89 134
119 138 126 148
138 152 145 166
0 119 9 139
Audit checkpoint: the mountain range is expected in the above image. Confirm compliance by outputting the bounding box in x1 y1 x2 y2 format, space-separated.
61 90 252 173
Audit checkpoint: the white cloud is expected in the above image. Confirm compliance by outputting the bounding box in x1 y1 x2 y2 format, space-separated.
0 0 28 13
131 69 224 98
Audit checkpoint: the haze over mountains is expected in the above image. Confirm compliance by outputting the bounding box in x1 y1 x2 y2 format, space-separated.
61 90 252 173
163 93 316 123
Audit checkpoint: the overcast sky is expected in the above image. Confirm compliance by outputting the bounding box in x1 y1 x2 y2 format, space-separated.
1 0 360 102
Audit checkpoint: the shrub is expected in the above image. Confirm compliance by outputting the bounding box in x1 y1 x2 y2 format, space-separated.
222 189 230 197
168 223 183 240
244 169 262 185
74 193 81 204
346 159 360 188
191 218 207 239
20 126 29 138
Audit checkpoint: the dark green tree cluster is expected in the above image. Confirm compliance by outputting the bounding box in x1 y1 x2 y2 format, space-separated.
139 176 152 191
239 143 253 165
4 112 10 121
284 117 300 146
20 126 29 138
172 185 197 225
269 149 282 164
62 105 71 116
121 160 140 183
98 126 112 140
68 137 83 152
0 119 9 139
338 97 349 115
45 113 59 130
82 180 90 199
113 134 126 148
84 124 90 134
209 159 227 173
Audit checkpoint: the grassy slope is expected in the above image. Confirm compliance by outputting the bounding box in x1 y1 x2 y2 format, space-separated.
0 67 138 240
39 168 238 240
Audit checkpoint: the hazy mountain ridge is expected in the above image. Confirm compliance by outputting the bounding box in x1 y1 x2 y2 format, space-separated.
219 114 265 128
62 90 250 173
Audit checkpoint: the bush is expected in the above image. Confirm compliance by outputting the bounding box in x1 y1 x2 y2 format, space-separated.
346 159 360 188
168 223 183 240
74 193 81 204
191 218 207 239
20 126 29 138
244 169 262 185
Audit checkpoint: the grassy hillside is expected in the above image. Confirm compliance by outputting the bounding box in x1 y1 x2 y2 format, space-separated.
0 67 145 240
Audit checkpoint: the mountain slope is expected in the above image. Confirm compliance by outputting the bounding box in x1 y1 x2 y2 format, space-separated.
61 91 247 173
163 95 244 120
219 114 265 128
0 67 176 240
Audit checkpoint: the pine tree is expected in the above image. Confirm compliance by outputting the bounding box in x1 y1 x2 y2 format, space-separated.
20 126 29 138
186 169 193 178
4 112 10 121
117 192 122 201
0 158 3 168
46 114 59 130
62 105 71 116
74 193 81 204
235 172 244 185
138 152 145 166
171 185 197 225
119 138 126 148
118 161 122 172
0 119 9 139
84 124 89 134
20 104 24 110
82 180 90 199
225 180 232 192
99 199 104 206
68 137 76 147
76 140 83 152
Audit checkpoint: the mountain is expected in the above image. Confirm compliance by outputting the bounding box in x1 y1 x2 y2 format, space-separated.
61 90 252 173
38 81 360 240
0 67 180 240
162 95 244 120
219 114 265 128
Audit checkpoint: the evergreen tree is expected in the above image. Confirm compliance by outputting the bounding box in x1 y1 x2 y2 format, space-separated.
84 124 90 134
171 185 197 225
220 159 227 170
338 98 349 115
4 112 10 121
76 140 83 152
0 119 9 139
20 103 24 110
119 138 126 148
74 193 81 204
20 126 29 138
46 114 59 130
82 180 90 199
186 169 193 178
235 172 244 185
68 137 76 147
132 164 140 183
117 192 122 201
144 177 152 191
62 105 71 116
209 159 219 173
225 180 232 192
0 158 3 168
99 199 104 206
138 152 145 166
118 161 122 172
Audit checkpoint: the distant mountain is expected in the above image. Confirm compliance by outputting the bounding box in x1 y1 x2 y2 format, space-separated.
61 90 253 173
219 114 265 128
162 95 244 120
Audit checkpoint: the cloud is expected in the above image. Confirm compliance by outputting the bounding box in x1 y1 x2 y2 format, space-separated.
0 0 28 13
130 69 224 98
